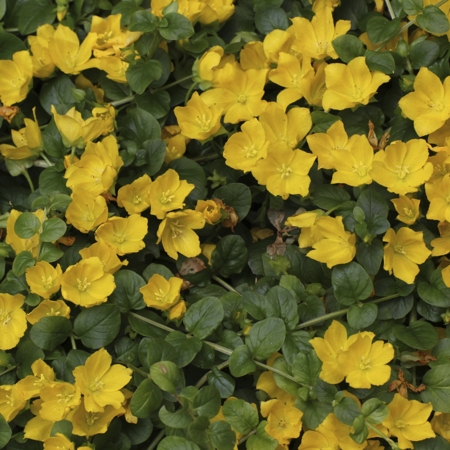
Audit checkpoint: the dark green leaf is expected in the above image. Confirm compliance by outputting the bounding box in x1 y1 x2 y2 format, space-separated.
207 367 235 398
211 235 248 278
416 5 449 34
159 406 193 428
0 415 11 448
421 364 450 412
207 421 236 450
40 76 77 114
126 59 163 94
40 218 67 242
255 7 288 33
222 398 258 434
158 12 194 40
136 90 170 119
193 386 221 419
366 16 401 45
30 317 72 351
0 32 26 59
296 398 331 430
361 398 389 424
12 251 34 276
392 320 439 350
246 317 286 360
109 270 146 313
14 212 40 239
332 262 373 305
347 303 378 329
312 184 351 209
142 139 166 176
356 239 384 276
401 0 423 15
128 10 157 31
418 269 450 307
150 360 184 394
130 379 163 418
334 397 361 426
291 350 321 387
158 437 200 450
410 40 440 69
365 50 395 74
165 332 202 367
183 297 224 340
39 167 71 196
213 183 252 222
332 35 365 63
229 345 256 377
18 0 55 34
120 108 161 146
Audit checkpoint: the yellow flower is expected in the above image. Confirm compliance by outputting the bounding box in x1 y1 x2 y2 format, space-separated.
260 399 303 445
140 274 183 311
223 118 269 172
149 169 195 219
0 293 27 350
51 105 105 148
198 0 234 24
5 209 45 257
73 348 132 412
299 429 339 450
291 7 351 60
317 413 367 450
431 412 450 442
399 67 450 137
240 41 269 71
382 394 435 449
95 215 148 255
15 359 55 400
195 199 223 225
163 126 189 163
431 221 450 257
39 382 81 421
426 174 450 222
252 143 316 199
84 135 123 173
370 139 433 195
91 104 116 135
302 60 327 107
94 55 129 83
23 405 53 441
75 74 105 103
263 29 294 64
201 64 268 124
79 241 128 274
427 149 450 184
306 216 356 268
201 243 216 265
43 433 74 450
322 57 390 110
383 227 431 285
157 210 205 260
117 174 152 214
48 24 97 74
259 102 312 149
0 108 43 159
151 0 205 21
391 196 421 225
25 261 62 298
60 257 116 307
168 300 187 320
174 91 223 140
26 300 71 325
28 24 56 78
0 50 33 106
285 210 324 249
65 190 109 233
0 385 26 421
337 333 394 389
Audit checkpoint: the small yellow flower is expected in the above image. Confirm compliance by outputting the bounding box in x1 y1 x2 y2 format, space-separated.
162 126 189 163
195 199 223 225
0 385 26 422
383 227 431 285
0 293 27 351
426 174 450 222
95 215 148 255
43 433 74 450
73 348 132 412
39 382 81 421
174 92 223 140
15 359 55 400
60 257 116 307
117 174 152 214
198 0 234 24
0 50 33 106
26 299 71 325
391 196 421 225
84 135 124 173
25 261 62 298
91 104 116 135
168 300 187 321
79 241 128 274
382 394 435 449
399 67 450 137
431 412 450 442
140 274 183 311
240 41 269 71
28 24 56 78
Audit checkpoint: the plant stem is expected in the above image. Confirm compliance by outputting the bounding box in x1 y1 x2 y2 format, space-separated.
70 146 77 164
385 0 396 19
366 422 399 449
254 361 297 382
153 74 195 93
0 366 17 378
238 429 257 445
212 275 239 293
22 168 34 192
40 152 54 167
127 363 150 378
70 334 77 350
295 294 400 330
128 312 176 333
110 95 135 108
195 360 230 389
147 429 165 450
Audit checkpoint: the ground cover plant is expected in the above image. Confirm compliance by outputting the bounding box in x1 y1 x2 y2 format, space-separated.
2 0 450 448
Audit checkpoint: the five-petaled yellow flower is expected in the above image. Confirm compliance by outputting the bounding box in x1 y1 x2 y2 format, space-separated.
140 274 183 311
0 293 27 351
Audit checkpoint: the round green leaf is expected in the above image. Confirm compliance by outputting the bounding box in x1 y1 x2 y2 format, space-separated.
130 379 163 418
213 183 252 223
183 297 224 340
0 414 11 448
158 436 200 450
40 217 67 242
30 316 72 351
347 303 378 329
14 212 41 239
222 398 258 435
245 317 286 360
109 270 146 313
392 320 439 350
332 262 373 306
211 235 248 278
150 360 185 394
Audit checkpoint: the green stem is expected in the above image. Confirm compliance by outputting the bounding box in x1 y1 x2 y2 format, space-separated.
184 81 198 105
295 294 400 330
195 360 229 389
152 74 195 93
366 422 399 449
21 169 34 192
385 0 396 19
212 275 239 293
254 361 297 382
4 28 19 32
192 153 221 163
147 429 165 450
238 429 257 445
70 334 77 350
40 152 54 167
70 146 76 164
127 363 150 378
128 312 176 333
110 95 135 108
0 366 17 378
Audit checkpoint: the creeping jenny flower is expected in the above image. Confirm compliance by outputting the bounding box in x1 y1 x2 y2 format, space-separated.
157 210 206 260
26 299 71 325
382 394 435 448
15 359 55 400
195 199 223 225
398 67 450 136
383 227 431 285
168 300 187 320
370 139 433 195
140 274 183 311
28 24 56 78
61 257 116 307
73 348 132 412
322 57 390 111
199 0 235 24
79 241 128 274
117 174 152 214
174 92 223 140
0 50 33 106
252 143 316 199
391 196 421 225
425 173 450 222
43 434 74 450
0 385 26 421
149 169 195 219
95 214 148 255
0 293 27 350
25 261 62 298
39 382 81 421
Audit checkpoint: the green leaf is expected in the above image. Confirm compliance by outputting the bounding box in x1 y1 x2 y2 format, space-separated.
142 139 166 176
16 338 44 378
39 167 71 196
183 297 224 340
0 1 5 20
40 218 67 242
73 304 121 349
14 212 41 239
347 303 378 329
207 367 235 398
159 406 193 428
111 0 143 25
312 184 351 209
246 421 278 450
334 397 361 426
211 235 248 278
265 286 299 330
255 7 288 33
392 320 439 350
158 437 200 450
246 317 286 360
38 243 64 263
193 386 221 419
109 270 146 313
311 112 340 133
139 337 176 369
414 437 450 450
12 251 34 276
296 399 332 430
272 356 302 396
30 317 72 351
291 349 321 387
421 364 450 412
120 108 161 147
332 35 365 63
410 40 440 69
136 90 170 119
40 75 77 114
222 398 258 434
130 379 163 418
361 398 389 424
122 417 153 446
169 157 207 202
418 269 450 307
366 16 401 45
365 50 395 74
158 12 194 40
207 421 236 450
229 345 256 377
0 415 11 448
165 332 202 367
401 0 423 15
126 59 163 94
0 32 26 59
128 10 157 31
416 5 449 34
18 0 55 34
356 239 384 276
357 187 389 221
332 262 373 306
150 360 184 394
213 183 252 222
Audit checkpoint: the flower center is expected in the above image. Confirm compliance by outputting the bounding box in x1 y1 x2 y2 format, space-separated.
115 234 125 243
428 100 444 111
86 412 99 426
403 207 415 218
89 377 105 392
277 163 292 179
170 221 184 239
77 277 91 292
237 94 247 104
154 288 169 304
132 194 142 205
359 356 372 370
0 310 11 326
394 245 406 254
160 190 174 204
395 164 409 180
195 114 211 131
395 419 406 429
243 144 257 158
41 275 54 290
352 161 368 177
